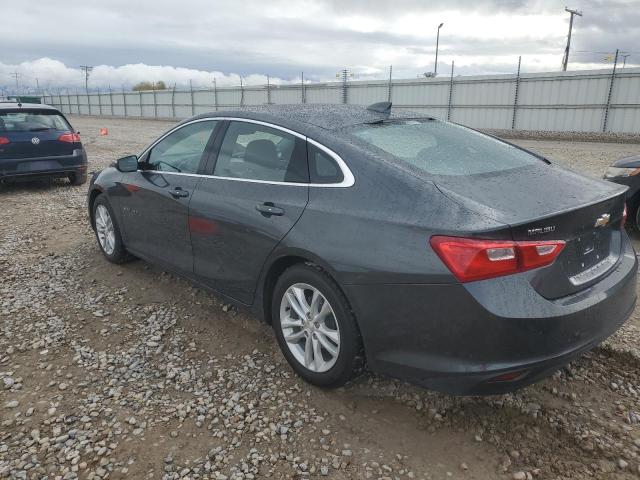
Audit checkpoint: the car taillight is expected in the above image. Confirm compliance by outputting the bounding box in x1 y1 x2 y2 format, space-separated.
58 132 81 143
0 137 9 145
622 204 627 228
430 236 566 283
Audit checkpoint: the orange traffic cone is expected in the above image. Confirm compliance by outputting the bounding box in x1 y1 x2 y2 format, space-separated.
99 128 108 136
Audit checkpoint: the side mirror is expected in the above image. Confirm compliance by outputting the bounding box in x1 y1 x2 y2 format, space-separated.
116 155 138 173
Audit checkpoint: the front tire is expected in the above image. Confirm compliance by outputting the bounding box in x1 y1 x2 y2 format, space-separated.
93 195 133 264
272 264 364 388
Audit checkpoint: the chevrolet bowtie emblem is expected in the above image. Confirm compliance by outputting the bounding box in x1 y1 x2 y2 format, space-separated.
594 213 610 228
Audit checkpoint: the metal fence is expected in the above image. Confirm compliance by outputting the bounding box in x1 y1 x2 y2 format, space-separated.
40 66 640 134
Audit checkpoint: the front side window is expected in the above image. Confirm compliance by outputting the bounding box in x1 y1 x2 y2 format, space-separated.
348 120 541 176
146 120 217 174
213 121 308 183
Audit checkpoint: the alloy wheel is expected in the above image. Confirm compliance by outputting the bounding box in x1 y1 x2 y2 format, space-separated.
279 283 340 373
95 204 116 255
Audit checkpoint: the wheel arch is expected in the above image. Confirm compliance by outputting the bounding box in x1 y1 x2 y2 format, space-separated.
87 186 104 228
257 248 345 326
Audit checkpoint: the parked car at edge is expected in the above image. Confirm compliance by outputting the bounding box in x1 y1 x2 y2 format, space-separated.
87 104 637 395
604 155 640 230
0 103 87 185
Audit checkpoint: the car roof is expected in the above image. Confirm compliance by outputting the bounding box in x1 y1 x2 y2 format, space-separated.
192 104 427 133
0 102 60 111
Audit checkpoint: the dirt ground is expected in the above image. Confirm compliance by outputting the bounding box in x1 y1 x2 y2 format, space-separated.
2 115 640 480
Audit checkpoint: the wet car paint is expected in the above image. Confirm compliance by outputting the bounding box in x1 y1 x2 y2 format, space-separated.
88 105 638 395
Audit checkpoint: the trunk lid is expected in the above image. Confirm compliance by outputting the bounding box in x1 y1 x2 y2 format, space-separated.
0 129 76 159
435 163 628 298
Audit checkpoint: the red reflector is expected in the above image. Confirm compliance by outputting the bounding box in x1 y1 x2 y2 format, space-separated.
0 136 9 145
430 236 565 282
487 370 529 383
58 132 81 143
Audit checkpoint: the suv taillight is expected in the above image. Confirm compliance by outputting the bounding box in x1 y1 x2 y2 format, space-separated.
58 132 81 143
430 236 565 283
0 137 9 145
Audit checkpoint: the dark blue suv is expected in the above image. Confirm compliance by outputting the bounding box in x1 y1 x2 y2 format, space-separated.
0 103 87 185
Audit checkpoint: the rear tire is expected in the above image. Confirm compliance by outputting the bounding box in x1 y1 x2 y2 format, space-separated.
69 172 87 186
272 263 364 388
93 194 133 264
627 195 640 232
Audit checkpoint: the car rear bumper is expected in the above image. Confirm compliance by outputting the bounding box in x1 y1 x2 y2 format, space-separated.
0 149 87 180
345 232 638 395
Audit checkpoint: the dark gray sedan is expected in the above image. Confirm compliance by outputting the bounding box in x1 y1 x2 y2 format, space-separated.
87 104 637 395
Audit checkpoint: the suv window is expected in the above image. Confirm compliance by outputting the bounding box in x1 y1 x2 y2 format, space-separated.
308 143 344 184
0 111 71 132
214 121 308 183
147 120 217 174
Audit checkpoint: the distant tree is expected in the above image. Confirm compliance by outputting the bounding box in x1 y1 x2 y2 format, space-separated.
132 81 167 91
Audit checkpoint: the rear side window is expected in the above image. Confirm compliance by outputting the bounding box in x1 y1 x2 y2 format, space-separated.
214 121 308 183
0 111 71 132
307 143 344 184
348 120 540 176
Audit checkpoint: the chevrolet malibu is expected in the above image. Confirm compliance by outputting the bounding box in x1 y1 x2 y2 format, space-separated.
87 103 637 395
0 103 87 184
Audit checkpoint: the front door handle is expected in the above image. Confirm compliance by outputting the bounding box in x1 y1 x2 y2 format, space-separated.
168 187 189 198
256 202 285 216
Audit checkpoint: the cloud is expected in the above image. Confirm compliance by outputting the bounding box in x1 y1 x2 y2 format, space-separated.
1 0 638 94
0 58 294 94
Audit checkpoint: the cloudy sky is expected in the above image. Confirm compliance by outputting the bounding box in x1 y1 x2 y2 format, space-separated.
1 0 638 93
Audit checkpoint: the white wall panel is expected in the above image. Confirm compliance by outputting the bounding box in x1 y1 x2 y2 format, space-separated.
42 67 640 133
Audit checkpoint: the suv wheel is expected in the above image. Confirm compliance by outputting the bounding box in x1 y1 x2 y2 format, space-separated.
69 172 87 186
272 264 364 388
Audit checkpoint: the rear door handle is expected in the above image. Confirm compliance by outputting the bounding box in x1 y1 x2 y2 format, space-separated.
168 187 189 198
255 202 285 216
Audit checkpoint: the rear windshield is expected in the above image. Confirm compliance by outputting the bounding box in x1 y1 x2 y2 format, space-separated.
0 111 71 133
348 120 541 176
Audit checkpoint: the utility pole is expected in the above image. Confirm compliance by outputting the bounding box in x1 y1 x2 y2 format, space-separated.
337 69 352 104
9 72 21 94
387 65 393 102
213 77 218 111
602 48 619 133
562 8 582 72
266 75 271 104
622 54 631 68
79 65 93 92
434 23 444 76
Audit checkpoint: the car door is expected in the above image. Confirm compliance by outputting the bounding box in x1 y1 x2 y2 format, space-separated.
118 119 219 273
189 120 309 304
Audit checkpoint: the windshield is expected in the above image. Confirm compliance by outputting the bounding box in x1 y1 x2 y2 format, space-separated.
0 111 72 132
348 120 542 176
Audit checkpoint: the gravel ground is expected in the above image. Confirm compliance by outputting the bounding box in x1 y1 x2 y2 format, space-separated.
2 115 640 480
